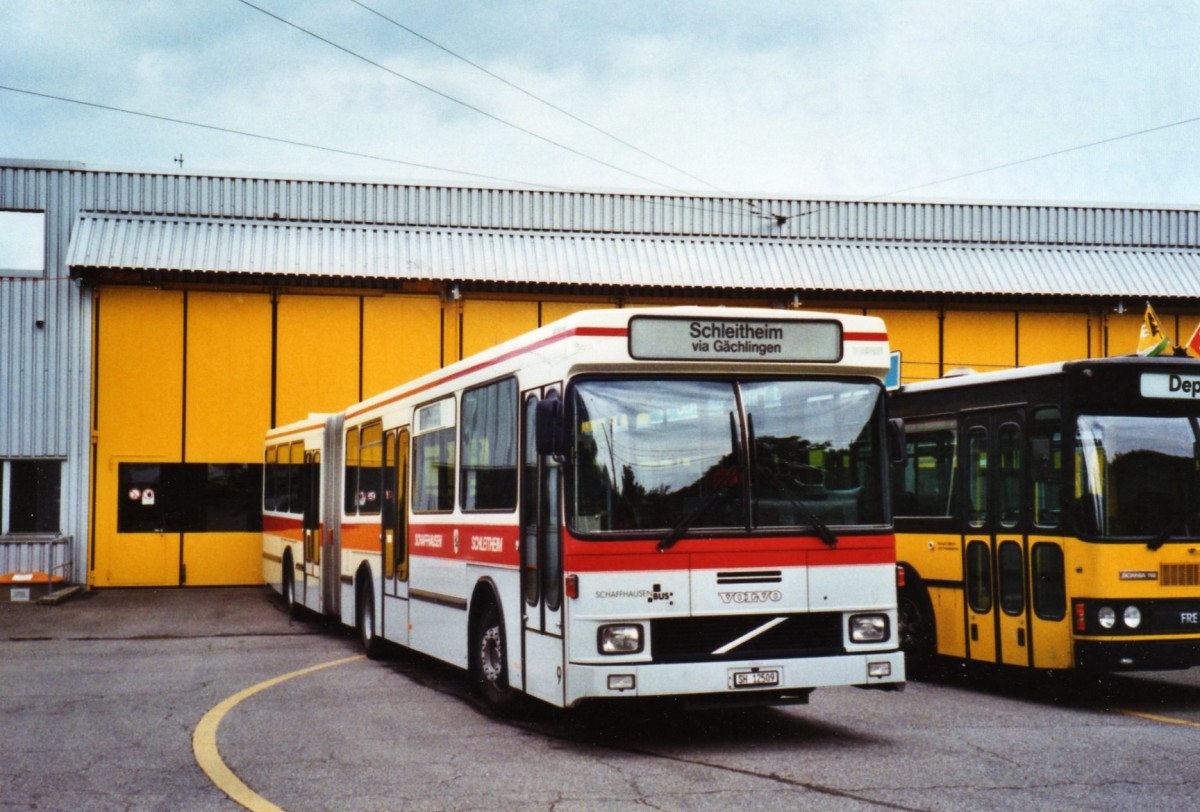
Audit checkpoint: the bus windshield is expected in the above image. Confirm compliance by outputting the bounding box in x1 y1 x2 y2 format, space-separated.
567 377 886 536
1076 414 1200 539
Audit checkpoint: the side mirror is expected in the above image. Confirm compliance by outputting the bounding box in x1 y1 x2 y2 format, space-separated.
887 417 907 466
535 392 563 458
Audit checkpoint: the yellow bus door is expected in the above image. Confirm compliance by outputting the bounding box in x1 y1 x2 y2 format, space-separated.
962 411 1029 666
996 537 1031 667
964 536 998 663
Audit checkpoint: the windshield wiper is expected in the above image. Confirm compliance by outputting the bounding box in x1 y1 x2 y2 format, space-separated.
753 463 839 548
657 485 738 552
746 414 838 547
659 412 744 553
1148 507 1200 551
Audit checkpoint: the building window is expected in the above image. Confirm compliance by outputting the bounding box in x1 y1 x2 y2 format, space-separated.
0 210 46 278
2 459 63 534
117 463 262 533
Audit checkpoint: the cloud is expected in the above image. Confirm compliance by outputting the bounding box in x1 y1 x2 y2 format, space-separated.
2 0 1199 203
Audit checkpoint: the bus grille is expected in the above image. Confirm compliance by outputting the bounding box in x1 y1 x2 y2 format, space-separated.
650 613 844 663
1161 563 1200 587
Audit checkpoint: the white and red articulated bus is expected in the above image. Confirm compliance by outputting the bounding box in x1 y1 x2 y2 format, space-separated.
262 306 905 710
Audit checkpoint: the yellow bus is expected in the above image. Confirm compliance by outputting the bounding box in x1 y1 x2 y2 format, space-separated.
890 356 1200 672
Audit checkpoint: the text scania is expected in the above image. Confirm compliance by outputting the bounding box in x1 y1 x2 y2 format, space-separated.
690 321 784 357
1169 374 1200 398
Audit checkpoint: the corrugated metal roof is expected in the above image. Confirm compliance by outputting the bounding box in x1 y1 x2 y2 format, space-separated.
68 212 1200 298
9 162 1200 247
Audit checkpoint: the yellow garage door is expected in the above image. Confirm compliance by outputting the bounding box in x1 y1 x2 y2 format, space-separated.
92 287 185 587
93 289 274 587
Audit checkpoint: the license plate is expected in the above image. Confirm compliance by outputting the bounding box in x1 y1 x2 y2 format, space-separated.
732 668 781 688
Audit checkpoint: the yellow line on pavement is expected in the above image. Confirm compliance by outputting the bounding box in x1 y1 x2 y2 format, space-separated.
193 654 365 812
1112 708 1200 728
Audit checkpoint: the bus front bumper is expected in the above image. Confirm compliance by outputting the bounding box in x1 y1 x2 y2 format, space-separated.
564 650 906 707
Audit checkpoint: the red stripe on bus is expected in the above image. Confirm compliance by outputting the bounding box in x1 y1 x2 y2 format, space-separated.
843 332 888 342
565 545 894 572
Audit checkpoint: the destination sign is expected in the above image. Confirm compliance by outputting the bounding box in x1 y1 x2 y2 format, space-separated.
1140 372 1200 400
628 316 842 362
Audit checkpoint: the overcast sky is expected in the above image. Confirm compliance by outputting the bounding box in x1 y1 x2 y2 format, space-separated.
2 1 1200 205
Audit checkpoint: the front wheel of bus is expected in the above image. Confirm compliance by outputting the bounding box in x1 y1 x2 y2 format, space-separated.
282 556 300 618
357 580 385 660
898 584 935 673
474 604 516 713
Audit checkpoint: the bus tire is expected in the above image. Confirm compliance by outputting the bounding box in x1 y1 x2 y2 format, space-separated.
473 603 517 713
898 581 936 671
282 554 300 618
357 579 385 660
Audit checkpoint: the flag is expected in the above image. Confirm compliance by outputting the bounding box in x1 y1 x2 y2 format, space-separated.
1187 321 1200 358
1137 303 1171 357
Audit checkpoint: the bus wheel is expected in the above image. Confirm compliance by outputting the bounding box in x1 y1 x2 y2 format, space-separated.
282 558 299 618
357 581 385 660
474 604 516 712
898 585 935 670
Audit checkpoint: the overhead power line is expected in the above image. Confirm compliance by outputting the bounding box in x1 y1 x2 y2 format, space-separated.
0 84 562 188
345 0 726 194
879 115 1200 199
234 0 683 192
778 113 1200 223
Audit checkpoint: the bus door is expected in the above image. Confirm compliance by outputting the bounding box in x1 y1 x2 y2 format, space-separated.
301 449 322 611
962 410 1029 667
380 427 410 646
312 413 343 617
520 387 564 705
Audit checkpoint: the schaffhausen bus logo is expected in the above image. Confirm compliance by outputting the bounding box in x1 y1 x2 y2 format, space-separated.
719 590 783 604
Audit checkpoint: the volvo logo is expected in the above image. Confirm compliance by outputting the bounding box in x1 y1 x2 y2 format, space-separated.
718 590 783 604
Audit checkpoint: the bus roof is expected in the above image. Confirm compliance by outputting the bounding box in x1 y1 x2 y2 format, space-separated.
896 354 1200 395
268 305 890 438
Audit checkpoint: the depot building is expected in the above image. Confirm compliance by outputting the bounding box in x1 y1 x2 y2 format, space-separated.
3 157 1200 590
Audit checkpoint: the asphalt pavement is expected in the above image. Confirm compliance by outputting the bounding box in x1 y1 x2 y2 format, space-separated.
1 584 301 641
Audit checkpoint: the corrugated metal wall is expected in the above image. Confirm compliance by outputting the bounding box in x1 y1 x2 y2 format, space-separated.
0 165 93 583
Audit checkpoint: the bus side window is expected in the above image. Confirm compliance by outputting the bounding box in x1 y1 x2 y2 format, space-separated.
1031 407 1063 530
1031 542 1066 621
461 377 518 512
967 427 988 528
998 423 1022 529
891 416 957 517
382 428 410 582
359 422 383 516
998 540 1024 615
414 398 456 513
522 395 540 606
344 424 360 515
966 539 992 613
264 444 281 512
288 441 305 515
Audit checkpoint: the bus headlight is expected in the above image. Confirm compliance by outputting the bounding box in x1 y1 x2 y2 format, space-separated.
849 613 889 643
1123 605 1142 629
1097 606 1116 629
598 624 643 654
